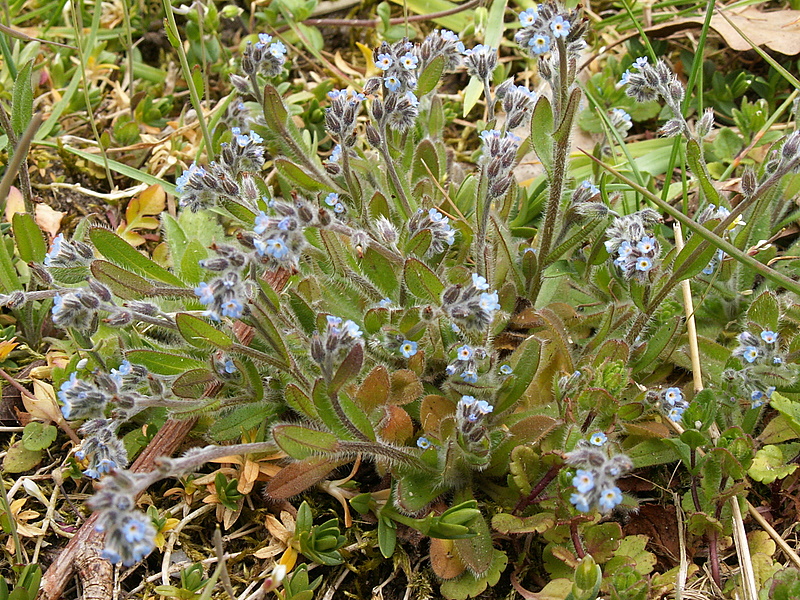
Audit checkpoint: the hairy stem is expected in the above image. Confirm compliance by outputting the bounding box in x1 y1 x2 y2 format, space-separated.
378 124 412 218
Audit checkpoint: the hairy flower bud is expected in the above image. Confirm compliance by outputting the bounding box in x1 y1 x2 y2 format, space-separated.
366 124 381 147
695 108 714 139
741 166 757 197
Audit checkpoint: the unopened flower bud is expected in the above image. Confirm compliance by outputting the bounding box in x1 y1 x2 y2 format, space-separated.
363 77 382 95
30 263 53 285
366 124 381 147
5 291 26 308
668 80 685 104
371 98 384 122
659 118 683 138
88 280 112 302
105 310 133 327
741 166 757 197
79 292 101 310
325 162 341 175
317 208 331 227
695 108 714 139
781 132 800 162
200 258 230 272
230 74 250 94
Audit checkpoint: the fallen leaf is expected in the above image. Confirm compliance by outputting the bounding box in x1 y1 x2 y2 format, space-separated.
35 203 64 239
4 186 25 222
646 6 800 55
23 380 63 423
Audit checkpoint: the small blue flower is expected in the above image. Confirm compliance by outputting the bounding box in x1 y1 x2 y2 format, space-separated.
743 346 760 363
324 193 339 206
635 257 653 272
478 291 501 311
632 56 648 70
598 486 623 512
667 407 684 422
461 370 478 384
194 282 214 305
269 41 286 57
44 234 64 267
400 340 418 358
518 7 538 25
334 202 345 214
618 70 631 86
258 33 273 45
457 345 473 361
221 299 244 319
342 320 362 339
472 273 489 290
254 211 270 235
612 108 632 123
265 239 289 260
550 15 570 38
417 436 431 449
460 395 477 407
429 208 447 223
637 236 657 253
663 387 683 405
617 241 633 258
774 357 783 365
499 364 513 375
385 75 401 92
589 432 607 446
570 492 591 513
400 52 419 70
376 53 393 70
378 298 392 308
529 34 551 55
223 359 237 374
572 469 595 493
581 180 600 195
329 144 342 163
475 400 493 415
761 330 778 344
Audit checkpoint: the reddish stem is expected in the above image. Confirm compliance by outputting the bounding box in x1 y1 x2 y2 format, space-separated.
514 464 562 514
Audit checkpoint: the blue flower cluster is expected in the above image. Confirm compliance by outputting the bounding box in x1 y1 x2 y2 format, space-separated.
310 314 364 381
480 130 522 199
241 33 287 78
514 2 584 58
59 372 108 421
89 471 156 566
76 418 128 479
44 233 94 268
655 386 690 422
247 199 315 270
219 128 265 177
416 29 462 72
442 273 502 331
462 44 497 81
733 330 783 367
445 343 487 384
408 208 456 256
496 80 537 129
566 443 632 514
373 39 419 95
604 209 661 280
325 88 367 145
